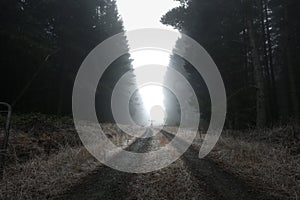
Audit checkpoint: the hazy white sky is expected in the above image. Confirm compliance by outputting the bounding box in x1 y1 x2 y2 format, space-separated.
116 0 180 30
116 0 180 124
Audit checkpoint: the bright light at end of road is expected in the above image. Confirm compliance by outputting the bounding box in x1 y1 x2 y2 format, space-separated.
150 105 165 125
116 0 180 126
131 50 170 125
138 84 164 109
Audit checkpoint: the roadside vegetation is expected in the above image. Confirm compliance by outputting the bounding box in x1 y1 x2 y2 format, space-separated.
207 126 300 199
0 114 299 199
0 114 130 199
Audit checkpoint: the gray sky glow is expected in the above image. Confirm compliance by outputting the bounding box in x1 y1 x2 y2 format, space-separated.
116 0 180 125
116 0 180 30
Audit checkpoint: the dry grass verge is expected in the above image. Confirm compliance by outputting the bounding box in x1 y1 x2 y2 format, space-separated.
0 147 100 199
0 114 135 199
207 127 300 199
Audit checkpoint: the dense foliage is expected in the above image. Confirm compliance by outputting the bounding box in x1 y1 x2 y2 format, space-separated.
162 0 300 128
1 0 299 128
0 0 132 121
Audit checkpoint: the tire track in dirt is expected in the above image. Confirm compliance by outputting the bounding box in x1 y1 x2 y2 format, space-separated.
160 130 274 200
56 129 153 200
57 129 273 200
123 131 216 200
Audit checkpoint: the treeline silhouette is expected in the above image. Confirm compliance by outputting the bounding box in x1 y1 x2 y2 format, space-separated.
1 0 299 128
0 0 133 122
162 0 300 128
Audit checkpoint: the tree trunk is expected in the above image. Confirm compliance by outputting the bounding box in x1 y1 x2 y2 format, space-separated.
284 3 299 120
57 53 67 116
247 18 267 127
260 0 272 123
261 0 278 123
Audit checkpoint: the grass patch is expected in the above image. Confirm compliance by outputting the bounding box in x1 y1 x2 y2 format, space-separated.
0 146 99 199
0 114 133 199
207 126 300 199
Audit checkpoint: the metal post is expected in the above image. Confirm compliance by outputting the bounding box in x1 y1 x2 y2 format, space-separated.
0 102 12 179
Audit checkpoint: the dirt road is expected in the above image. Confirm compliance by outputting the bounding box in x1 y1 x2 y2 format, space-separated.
57 129 272 200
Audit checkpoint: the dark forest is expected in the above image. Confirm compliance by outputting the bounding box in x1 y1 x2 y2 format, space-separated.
0 0 299 199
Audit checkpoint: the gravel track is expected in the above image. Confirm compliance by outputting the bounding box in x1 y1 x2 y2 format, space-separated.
57 129 272 200
160 130 273 200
